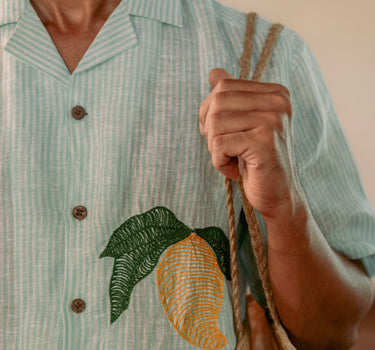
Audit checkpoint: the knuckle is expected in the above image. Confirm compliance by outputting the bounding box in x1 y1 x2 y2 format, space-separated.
211 111 233 125
209 111 236 136
211 111 223 125
216 78 234 91
215 89 233 101
212 135 225 152
209 112 222 134
211 92 226 111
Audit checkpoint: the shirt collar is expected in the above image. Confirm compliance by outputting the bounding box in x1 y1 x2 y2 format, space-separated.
0 0 183 27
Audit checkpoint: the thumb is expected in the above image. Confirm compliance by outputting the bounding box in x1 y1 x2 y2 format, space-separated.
209 68 234 88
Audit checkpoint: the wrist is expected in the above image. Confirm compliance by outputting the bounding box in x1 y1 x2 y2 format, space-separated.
263 198 313 255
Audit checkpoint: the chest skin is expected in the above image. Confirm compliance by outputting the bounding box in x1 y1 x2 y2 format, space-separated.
45 28 100 74
29 0 121 74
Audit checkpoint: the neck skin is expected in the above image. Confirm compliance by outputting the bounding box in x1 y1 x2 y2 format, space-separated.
29 0 121 32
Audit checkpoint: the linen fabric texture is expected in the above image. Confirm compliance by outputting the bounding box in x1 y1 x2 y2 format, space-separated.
1 0 375 349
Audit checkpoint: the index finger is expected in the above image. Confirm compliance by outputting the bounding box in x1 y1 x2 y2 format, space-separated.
199 79 290 127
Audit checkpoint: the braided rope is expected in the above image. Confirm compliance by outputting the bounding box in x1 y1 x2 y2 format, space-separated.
225 177 250 350
226 12 296 350
227 12 258 350
239 12 257 81
252 23 284 82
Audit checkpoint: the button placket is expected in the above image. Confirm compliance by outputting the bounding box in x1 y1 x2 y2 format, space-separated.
68 102 89 321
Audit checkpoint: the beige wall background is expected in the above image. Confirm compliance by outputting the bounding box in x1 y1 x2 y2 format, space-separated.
218 0 375 208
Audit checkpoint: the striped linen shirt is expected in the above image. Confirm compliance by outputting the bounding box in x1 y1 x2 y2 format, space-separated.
1 0 375 349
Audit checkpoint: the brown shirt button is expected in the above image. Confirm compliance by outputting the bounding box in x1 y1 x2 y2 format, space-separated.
71 106 88 120
71 298 86 313
72 205 87 220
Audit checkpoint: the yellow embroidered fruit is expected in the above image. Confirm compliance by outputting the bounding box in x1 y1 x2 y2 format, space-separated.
100 206 230 345
157 233 228 350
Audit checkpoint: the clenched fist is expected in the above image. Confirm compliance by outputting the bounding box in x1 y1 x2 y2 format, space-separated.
199 68 299 219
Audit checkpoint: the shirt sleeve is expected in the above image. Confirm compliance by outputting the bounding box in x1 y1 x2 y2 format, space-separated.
237 28 375 312
289 31 375 276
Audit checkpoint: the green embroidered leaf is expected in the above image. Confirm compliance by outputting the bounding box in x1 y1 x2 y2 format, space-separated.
100 206 232 325
100 207 192 323
109 244 164 323
195 227 231 281
99 206 192 258
108 232 191 323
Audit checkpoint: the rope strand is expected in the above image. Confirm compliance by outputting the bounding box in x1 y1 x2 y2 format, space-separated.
225 11 296 350
225 177 245 342
252 23 284 82
239 12 257 81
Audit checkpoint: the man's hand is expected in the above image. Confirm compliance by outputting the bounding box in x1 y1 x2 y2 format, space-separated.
199 68 295 219
199 68 375 349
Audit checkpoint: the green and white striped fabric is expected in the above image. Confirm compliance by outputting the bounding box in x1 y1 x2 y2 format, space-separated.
1 0 374 349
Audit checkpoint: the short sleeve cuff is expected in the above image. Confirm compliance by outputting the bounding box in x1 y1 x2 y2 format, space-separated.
362 255 375 278
328 239 375 278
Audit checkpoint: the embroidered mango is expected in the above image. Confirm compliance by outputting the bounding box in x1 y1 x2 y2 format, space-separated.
99 206 231 348
157 233 228 349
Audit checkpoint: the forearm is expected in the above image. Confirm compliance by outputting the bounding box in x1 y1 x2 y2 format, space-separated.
198 70 375 347
265 200 375 349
